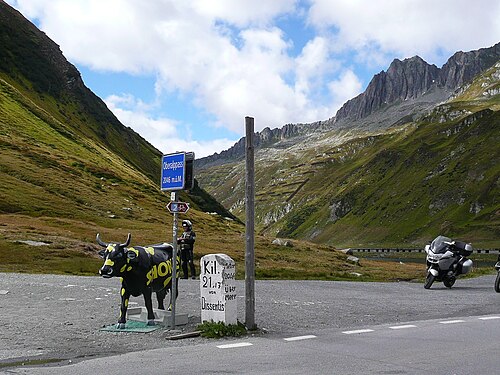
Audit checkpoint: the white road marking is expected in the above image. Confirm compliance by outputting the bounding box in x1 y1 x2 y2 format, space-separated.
389 324 417 330
284 335 317 342
439 320 465 324
342 329 374 335
217 316 497 350
217 342 253 349
479 316 500 320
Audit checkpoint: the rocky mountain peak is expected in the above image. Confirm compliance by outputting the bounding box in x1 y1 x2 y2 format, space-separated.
440 42 500 89
335 56 441 123
333 42 500 126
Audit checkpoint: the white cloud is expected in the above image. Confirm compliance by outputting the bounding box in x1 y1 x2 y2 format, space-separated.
307 0 500 65
8 0 342 133
104 94 235 158
193 0 298 27
295 36 335 95
163 137 238 159
328 70 363 112
105 94 177 141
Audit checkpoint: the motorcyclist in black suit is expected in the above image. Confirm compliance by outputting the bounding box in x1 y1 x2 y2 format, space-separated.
177 219 196 279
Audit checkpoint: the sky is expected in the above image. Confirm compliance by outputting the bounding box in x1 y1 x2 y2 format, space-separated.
6 0 500 158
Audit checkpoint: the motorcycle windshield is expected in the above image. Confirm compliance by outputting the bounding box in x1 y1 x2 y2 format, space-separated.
430 235 452 254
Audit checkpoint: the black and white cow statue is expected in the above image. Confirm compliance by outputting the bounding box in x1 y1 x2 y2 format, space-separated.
96 233 180 328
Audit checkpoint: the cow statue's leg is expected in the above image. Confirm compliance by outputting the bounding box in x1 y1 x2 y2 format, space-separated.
143 288 156 326
117 287 131 329
156 289 167 310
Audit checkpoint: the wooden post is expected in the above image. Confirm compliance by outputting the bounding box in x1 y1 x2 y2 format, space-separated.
245 116 256 330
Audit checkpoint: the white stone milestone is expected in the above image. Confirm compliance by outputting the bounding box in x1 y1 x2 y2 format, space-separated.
200 254 237 324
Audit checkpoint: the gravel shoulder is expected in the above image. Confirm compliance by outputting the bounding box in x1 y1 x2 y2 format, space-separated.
1 272 497 369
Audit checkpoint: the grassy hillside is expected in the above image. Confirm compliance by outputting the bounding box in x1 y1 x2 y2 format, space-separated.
0 76 245 277
0 2 241 276
198 64 500 248
0 82 422 282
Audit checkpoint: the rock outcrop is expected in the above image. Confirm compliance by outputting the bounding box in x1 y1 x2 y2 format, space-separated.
334 42 500 124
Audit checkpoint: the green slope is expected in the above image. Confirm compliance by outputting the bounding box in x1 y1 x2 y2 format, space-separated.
0 77 158 219
0 0 236 220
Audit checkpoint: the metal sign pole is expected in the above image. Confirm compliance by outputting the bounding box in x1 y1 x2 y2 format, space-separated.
161 151 194 329
171 191 178 329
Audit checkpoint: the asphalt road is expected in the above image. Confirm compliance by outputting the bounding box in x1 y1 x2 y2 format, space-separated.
7 314 500 374
1 272 500 373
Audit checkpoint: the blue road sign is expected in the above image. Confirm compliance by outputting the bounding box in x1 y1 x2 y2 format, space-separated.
161 152 185 191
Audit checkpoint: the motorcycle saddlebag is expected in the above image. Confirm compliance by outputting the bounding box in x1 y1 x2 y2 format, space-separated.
457 258 473 275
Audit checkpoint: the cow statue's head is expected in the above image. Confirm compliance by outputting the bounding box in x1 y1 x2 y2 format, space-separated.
96 233 132 278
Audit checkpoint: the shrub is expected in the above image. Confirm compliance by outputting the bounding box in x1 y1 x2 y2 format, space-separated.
196 321 248 338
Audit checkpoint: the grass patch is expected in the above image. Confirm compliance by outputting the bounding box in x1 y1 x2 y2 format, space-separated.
0 239 102 275
0 358 63 369
197 320 249 338
0 214 438 282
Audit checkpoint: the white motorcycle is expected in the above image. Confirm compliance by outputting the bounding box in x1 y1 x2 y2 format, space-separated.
424 235 473 289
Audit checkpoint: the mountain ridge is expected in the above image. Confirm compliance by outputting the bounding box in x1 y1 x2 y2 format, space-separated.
197 42 500 169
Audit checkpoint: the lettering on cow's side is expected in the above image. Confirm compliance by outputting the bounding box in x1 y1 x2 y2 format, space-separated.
146 258 179 286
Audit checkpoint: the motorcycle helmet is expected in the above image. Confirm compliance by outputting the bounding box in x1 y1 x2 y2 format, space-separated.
182 220 192 230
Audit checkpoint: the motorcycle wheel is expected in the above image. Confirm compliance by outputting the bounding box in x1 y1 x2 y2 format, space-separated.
424 272 435 289
495 272 500 293
444 277 456 288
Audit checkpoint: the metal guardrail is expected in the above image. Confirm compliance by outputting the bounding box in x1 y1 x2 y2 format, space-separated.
351 248 500 254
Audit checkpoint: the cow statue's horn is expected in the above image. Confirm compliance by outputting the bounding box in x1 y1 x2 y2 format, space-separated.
96 233 108 247
120 233 131 248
